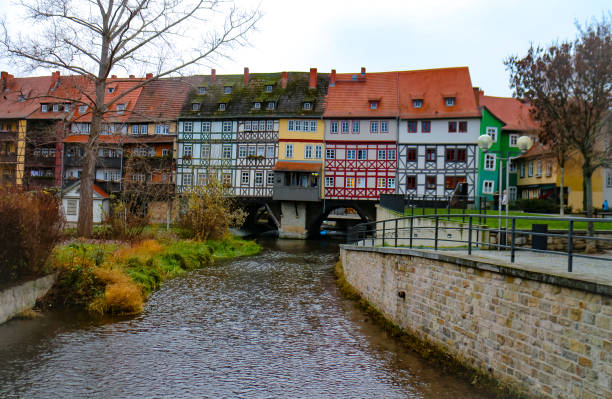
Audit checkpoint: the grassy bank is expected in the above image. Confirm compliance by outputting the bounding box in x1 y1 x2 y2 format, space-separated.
48 236 260 315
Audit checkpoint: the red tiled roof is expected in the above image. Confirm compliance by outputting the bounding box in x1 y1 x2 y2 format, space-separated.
64 134 123 144
323 71 399 118
479 93 537 132
127 78 195 122
399 67 480 119
0 75 53 119
273 161 322 172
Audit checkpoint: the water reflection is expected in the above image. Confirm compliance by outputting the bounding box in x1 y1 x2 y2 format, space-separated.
0 239 491 398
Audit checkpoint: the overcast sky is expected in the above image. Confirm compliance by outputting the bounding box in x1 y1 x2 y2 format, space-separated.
0 0 609 97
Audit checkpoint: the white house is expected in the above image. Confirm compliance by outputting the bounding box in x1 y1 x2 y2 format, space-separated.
62 181 110 224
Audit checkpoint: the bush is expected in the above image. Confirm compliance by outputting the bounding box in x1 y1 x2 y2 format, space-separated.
98 198 148 243
0 186 64 284
510 198 566 214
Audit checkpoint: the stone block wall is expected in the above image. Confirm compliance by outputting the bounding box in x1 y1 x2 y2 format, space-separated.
340 245 612 399
0 274 56 324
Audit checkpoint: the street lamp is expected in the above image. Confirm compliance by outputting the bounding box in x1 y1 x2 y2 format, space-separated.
478 134 533 250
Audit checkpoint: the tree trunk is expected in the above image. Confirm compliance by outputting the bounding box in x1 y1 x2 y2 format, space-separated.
559 165 565 216
583 166 596 253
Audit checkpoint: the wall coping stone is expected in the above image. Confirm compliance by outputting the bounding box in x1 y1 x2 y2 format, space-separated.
340 244 612 296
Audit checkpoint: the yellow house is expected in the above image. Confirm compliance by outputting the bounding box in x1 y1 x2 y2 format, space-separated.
516 145 604 212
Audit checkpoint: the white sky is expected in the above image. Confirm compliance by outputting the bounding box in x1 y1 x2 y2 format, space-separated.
0 0 609 97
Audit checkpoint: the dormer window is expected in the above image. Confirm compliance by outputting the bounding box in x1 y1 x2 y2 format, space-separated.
41 104 48 112
224 86 232 94
64 104 70 112
413 99 423 108
107 87 115 94
219 103 226 111
265 85 273 93
52 104 59 112
116 103 126 114
303 102 312 110
17 94 25 102
198 87 207 95
445 97 455 107
253 102 261 110
267 101 275 110
191 103 200 111
79 105 87 114
369 101 379 110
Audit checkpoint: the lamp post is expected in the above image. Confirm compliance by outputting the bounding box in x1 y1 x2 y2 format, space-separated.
477 134 533 250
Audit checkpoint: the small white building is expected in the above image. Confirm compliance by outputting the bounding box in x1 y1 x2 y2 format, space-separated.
62 181 110 224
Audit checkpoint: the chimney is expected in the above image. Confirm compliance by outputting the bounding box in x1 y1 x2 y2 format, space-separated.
129 74 135 79
330 69 336 87
361 67 366 77
50 71 60 89
243 67 249 85
111 75 117 79
309 68 317 89
1 71 7 81
211 68 216 83
473 87 480 106
281 71 288 89
145 73 153 79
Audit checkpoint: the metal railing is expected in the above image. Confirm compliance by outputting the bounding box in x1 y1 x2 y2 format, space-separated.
347 213 612 272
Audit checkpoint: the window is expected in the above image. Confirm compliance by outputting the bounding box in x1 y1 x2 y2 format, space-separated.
528 161 534 177
421 120 431 133
267 172 274 185
267 145 275 158
314 145 322 159
265 85 273 93
201 145 211 159
79 105 87 114
202 122 211 132
388 150 396 160
341 121 349 133
509 134 519 147
483 180 494 194
140 124 148 135
509 161 517 172
458 121 467 133
41 104 48 112
66 199 77 215
104 170 121 181
426 148 436 162
241 171 249 185
606 169 612 187
223 145 232 159
244 121 251 131
161 148 170 156
406 176 416 189
370 121 378 133
378 150 386 160
303 102 312 110
267 101 275 110
445 97 455 107
191 103 200 111
251 121 258 131
223 173 232 186
267 120 274 131
352 121 360 133
444 176 464 189
387 178 395 189
156 124 170 134
199 87 207 95
304 145 313 159
406 148 417 162
253 102 261 110
457 148 466 162
183 145 193 157
448 121 457 133
131 125 139 135
107 87 115 94
346 177 355 188
520 163 525 178
536 160 542 176
116 104 126 114
218 103 226 111
413 99 423 108
285 144 293 158
377 177 386 188
183 174 193 186
330 121 339 134
356 178 365 188
326 149 335 159
357 149 367 160
53 104 59 112
486 127 497 142
381 121 388 133
259 121 266 131
347 150 356 160
445 148 456 162
247 145 256 157
546 161 553 177
197 173 207 185
224 86 232 94
183 122 193 133
255 172 264 186
484 154 496 171
408 121 418 133
325 177 334 187
426 176 436 189
222 121 232 132
369 101 379 110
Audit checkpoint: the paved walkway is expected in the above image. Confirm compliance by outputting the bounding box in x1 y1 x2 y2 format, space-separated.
443 248 612 287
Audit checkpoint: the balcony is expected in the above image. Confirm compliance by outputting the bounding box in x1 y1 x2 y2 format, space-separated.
64 156 123 169
273 183 320 202
0 153 17 163
24 175 56 189
26 156 56 168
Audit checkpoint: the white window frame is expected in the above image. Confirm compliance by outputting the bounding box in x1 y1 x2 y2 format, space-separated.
357 149 367 160
267 120 274 131
482 180 495 194
266 145 275 158
356 177 365 188
606 169 612 187
267 172 274 185
285 144 293 158
267 101 275 110
222 145 232 159
201 145 211 159
52 104 59 112
183 174 193 186
265 85 273 93
484 153 496 171
536 160 542 176
387 178 395 189
378 150 386 160
345 177 355 188
388 149 396 160
486 127 498 142
253 102 261 110
202 122 211 132
155 124 170 134
218 103 226 111
347 150 356 160
326 149 335 159
183 122 193 133
199 87 206 95
224 86 232 94
314 145 322 159
413 99 423 108
508 186 517 201
509 134 519 147
376 177 386 188
41 104 48 112
445 97 455 107
222 121 232 132
241 171 249 185
255 171 264 186
528 161 534 177
183 145 193 157
191 103 200 111
303 102 311 110
78 105 87 114
304 145 313 159
66 199 77 215
325 177 334 187
238 146 247 158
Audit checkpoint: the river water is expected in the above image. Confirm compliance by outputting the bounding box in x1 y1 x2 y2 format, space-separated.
0 239 492 398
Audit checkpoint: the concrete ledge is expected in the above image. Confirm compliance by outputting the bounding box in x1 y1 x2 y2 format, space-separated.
0 273 57 325
340 244 612 297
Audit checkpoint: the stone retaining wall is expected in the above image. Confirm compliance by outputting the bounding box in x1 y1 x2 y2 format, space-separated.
0 274 56 324
340 245 612 399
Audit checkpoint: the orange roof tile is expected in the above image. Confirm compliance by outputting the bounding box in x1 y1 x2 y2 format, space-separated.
273 161 322 172
0 75 53 119
128 78 195 122
399 67 480 119
64 134 122 144
323 71 399 118
93 184 109 198
479 93 537 132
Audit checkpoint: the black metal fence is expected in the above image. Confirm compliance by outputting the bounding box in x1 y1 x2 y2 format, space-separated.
347 213 612 273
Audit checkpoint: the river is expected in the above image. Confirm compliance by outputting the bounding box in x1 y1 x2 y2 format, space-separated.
0 239 492 398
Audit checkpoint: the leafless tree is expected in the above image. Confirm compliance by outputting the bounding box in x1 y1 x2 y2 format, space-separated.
1 0 260 237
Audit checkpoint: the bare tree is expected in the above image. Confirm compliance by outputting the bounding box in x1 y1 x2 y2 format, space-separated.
505 16 612 247
1 0 260 237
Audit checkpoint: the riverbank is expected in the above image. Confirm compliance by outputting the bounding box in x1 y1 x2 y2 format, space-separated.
43 235 261 315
